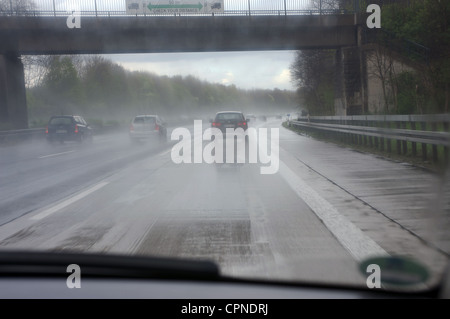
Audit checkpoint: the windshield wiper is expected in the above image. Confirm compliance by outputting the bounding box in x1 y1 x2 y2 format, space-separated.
0 250 220 280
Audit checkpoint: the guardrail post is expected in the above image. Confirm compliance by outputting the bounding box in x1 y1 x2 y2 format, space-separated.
386 119 392 153
339 119 343 143
349 119 353 144
431 122 438 163
421 122 427 161
342 121 346 143
401 122 407 155
444 122 449 167
411 120 417 157
361 122 364 145
357 120 362 145
363 120 367 146
286 115 447 167
352 119 356 144
374 121 379 149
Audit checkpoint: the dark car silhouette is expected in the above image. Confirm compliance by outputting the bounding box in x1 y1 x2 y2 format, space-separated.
128 3 139 10
45 115 93 144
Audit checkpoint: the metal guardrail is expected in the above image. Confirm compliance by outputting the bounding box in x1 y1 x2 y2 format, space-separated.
291 121 450 146
0 125 124 145
0 128 45 144
289 114 450 163
300 114 450 122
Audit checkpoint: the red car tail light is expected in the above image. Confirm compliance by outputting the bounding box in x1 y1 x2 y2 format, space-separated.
212 122 221 127
74 124 79 133
155 123 160 131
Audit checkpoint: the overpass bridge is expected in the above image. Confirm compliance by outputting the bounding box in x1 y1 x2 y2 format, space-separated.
0 15 358 54
0 0 368 129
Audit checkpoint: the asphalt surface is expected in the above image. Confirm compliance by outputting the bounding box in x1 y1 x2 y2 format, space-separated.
0 119 448 288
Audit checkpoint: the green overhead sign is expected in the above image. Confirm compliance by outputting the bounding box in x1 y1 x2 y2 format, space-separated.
126 1 224 14
147 3 203 10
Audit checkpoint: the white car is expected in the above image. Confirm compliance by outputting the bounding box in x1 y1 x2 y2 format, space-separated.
129 115 167 143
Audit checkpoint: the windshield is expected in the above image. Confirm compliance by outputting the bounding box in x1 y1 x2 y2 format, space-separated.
133 117 156 124
216 113 245 121
49 117 73 126
0 0 449 294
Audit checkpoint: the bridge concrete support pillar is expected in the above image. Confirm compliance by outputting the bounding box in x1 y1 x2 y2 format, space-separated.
342 46 363 115
334 48 347 116
334 46 366 116
0 54 28 129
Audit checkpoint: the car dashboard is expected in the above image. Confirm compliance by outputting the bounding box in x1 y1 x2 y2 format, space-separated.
0 251 448 301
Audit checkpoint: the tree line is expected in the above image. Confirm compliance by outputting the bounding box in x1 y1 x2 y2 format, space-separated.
24 55 297 128
289 0 449 115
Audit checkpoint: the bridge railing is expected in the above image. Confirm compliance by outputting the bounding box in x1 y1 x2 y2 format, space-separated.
0 124 123 145
0 0 357 17
289 114 450 164
0 9 353 17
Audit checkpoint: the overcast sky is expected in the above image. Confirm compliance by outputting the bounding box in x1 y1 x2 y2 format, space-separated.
105 50 297 91
35 1 303 91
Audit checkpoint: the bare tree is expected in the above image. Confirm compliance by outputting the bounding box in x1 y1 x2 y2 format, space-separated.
366 45 396 113
0 0 36 15
22 55 89 88
310 0 342 12
21 55 53 88
290 50 336 115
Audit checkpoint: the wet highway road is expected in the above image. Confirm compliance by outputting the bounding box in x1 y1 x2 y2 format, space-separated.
0 119 448 286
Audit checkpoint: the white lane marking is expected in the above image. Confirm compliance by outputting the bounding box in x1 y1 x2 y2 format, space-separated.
30 182 109 221
279 161 389 262
158 149 172 157
38 150 75 159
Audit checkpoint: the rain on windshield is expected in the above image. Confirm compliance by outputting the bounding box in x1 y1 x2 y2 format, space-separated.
0 0 449 290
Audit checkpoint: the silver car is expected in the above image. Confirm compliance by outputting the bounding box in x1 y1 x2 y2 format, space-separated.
129 115 167 143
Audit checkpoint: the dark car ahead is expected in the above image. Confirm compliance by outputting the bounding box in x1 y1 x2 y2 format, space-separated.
210 111 249 165
46 115 93 144
211 111 249 134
